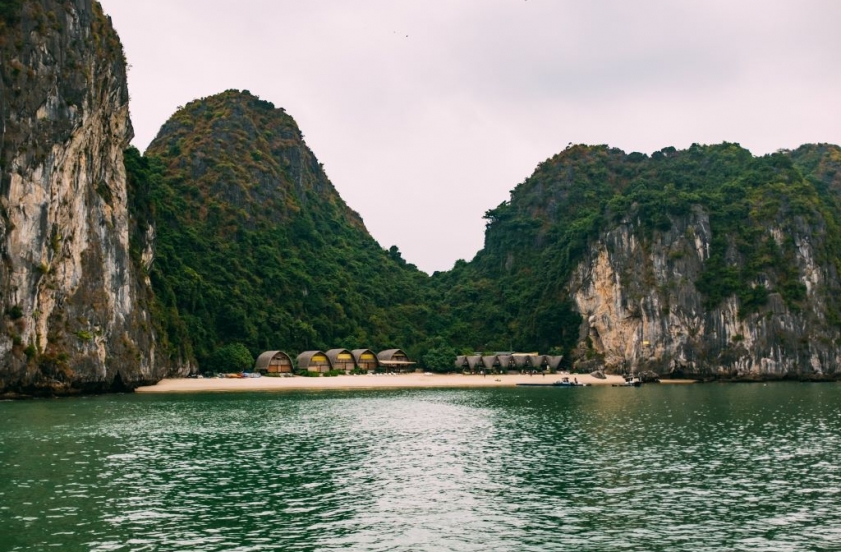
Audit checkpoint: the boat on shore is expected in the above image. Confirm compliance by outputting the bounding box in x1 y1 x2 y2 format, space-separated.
613 376 643 387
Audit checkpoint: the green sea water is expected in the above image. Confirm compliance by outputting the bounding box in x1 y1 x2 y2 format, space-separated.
1 383 840 551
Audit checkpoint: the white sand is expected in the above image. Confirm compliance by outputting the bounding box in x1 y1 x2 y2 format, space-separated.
136 372 629 393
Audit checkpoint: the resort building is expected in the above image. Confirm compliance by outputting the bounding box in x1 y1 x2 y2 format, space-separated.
326 349 355 373
254 351 294 374
546 355 564 371
352 349 379 372
296 351 332 373
456 353 555 372
377 349 416 372
466 355 483 371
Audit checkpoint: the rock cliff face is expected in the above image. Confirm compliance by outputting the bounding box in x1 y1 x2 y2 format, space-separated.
570 207 841 380
0 0 176 396
445 144 841 380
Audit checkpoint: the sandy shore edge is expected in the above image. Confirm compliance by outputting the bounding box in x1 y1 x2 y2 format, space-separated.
135 373 654 393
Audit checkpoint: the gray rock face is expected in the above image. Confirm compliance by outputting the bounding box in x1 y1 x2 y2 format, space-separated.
0 1 181 396
570 207 841 380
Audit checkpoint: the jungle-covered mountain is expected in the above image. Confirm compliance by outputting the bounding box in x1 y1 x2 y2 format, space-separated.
5 0 841 397
132 88 841 380
429 143 841 378
128 90 434 370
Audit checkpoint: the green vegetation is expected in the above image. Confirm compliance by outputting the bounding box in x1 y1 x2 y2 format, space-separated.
426 143 841 368
128 90 433 371
203 343 254 374
0 0 22 25
126 90 841 372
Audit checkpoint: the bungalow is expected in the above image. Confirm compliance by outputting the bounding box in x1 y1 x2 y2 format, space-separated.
326 349 355 373
296 351 332 373
254 350 294 374
377 349 416 373
352 349 379 372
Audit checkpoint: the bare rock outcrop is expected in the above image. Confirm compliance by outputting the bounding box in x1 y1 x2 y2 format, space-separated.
0 1 182 396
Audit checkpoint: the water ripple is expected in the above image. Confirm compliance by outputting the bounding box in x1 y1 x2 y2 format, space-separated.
2 385 841 550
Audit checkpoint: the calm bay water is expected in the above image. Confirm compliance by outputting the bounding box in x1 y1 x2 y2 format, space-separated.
2 384 841 551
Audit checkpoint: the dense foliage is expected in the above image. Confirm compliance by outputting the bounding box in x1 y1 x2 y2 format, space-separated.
126 90 841 372
128 90 433 370
427 143 841 367
0 0 21 25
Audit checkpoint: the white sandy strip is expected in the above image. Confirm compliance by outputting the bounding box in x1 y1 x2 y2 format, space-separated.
136 373 630 393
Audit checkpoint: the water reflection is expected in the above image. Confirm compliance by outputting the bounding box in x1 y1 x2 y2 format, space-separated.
1 384 840 551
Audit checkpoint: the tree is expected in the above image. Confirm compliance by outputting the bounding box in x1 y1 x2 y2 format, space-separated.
204 343 254 374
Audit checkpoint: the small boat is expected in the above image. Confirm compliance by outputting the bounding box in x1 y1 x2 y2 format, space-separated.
613 376 642 387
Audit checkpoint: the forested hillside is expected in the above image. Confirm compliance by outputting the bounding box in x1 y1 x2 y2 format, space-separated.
430 143 841 377
127 89 841 378
127 90 434 370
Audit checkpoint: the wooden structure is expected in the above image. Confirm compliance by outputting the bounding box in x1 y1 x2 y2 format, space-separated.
481 355 497 371
497 354 513 371
529 355 547 369
377 349 416 372
466 355 482 371
352 349 379 372
455 355 469 370
546 355 564 371
326 349 355 372
512 355 530 370
296 351 332 373
254 350 293 374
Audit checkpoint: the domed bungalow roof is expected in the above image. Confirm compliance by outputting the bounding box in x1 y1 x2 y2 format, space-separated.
352 349 379 369
325 348 352 363
296 351 332 371
326 349 355 371
377 349 408 361
254 351 293 373
377 349 415 371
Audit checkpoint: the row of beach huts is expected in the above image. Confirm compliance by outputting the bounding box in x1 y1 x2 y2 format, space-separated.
254 349 415 374
456 353 564 372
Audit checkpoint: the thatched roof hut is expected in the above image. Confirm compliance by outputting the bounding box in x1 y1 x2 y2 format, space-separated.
546 355 564 371
481 355 497 370
296 351 332 373
528 355 547 369
352 349 379 371
254 351 293 374
455 355 468 369
497 354 513 370
466 355 483 370
377 349 416 372
512 355 530 369
326 349 355 372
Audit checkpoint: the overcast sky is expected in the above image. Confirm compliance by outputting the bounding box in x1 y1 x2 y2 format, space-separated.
99 0 841 274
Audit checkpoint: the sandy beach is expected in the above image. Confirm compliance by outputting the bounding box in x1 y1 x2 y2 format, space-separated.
136 372 633 393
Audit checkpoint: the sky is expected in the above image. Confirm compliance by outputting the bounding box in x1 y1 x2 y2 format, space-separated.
98 0 841 274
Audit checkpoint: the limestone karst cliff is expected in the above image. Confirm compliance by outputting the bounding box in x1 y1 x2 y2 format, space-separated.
0 0 179 396
4 1 841 392
434 143 841 380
